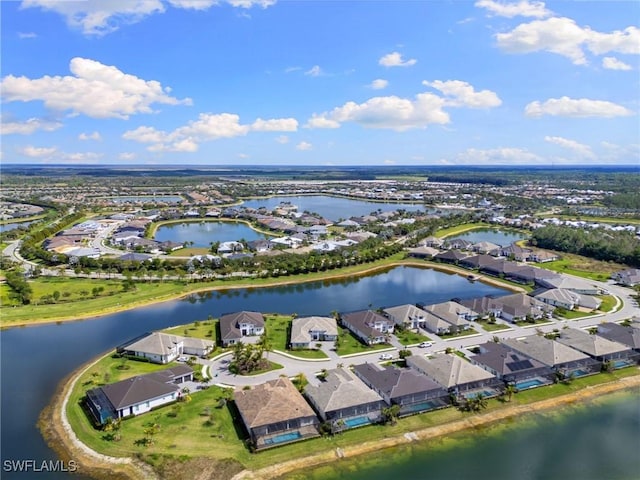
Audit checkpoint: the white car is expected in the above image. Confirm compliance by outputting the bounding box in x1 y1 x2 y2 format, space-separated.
418 342 433 348
379 353 394 360
176 356 189 362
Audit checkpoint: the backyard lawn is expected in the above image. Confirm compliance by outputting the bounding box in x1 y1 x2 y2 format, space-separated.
535 253 625 282
394 328 432 346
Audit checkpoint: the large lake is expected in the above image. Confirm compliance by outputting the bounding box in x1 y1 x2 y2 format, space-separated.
1 266 637 479
154 221 271 247
0 220 36 233
241 195 433 221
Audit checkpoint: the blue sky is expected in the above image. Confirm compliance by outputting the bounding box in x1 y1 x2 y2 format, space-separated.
1 0 639 166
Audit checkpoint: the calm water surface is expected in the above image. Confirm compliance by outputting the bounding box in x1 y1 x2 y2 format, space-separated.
0 220 36 233
288 394 640 480
450 228 527 246
154 221 271 246
97 195 183 204
241 195 429 221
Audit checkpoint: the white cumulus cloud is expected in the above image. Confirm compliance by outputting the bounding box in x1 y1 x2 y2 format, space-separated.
296 141 312 151
251 118 298 132
1 117 62 135
307 80 500 131
368 79 389 90
305 65 323 77
78 131 102 141
455 147 541 164
544 136 595 159
602 56 632 70
1 57 191 119
423 80 502 108
379 52 417 67
525 96 633 118
475 0 551 18
18 145 57 157
21 0 276 36
496 17 640 65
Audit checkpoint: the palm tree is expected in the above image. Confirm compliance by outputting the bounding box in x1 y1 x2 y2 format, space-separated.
504 384 518 402
381 404 401 425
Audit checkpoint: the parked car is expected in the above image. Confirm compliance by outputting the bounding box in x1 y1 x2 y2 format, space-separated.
379 353 394 360
176 356 189 362
418 342 433 348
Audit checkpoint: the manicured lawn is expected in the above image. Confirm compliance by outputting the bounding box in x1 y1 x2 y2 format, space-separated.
555 310 595 320
480 322 512 332
168 247 210 257
66 350 640 475
336 327 390 356
164 319 218 344
597 295 617 313
244 360 284 376
435 223 490 238
395 329 431 346
439 328 479 340
286 348 329 359
264 314 328 359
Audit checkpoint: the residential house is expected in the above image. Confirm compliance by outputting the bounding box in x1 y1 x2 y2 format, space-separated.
433 250 468 265
340 310 394 345
353 363 449 416
458 254 500 271
443 239 473 250
503 336 600 377
406 354 500 397
529 251 560 263
611 268 640 287
233 377 320 450
290 316 338 349
85 365 193 425
217 241 243 254
407 246 440 259
469 342 553 386
119 332 215 363
471 241 501 255
556 328 637 366
534 288 602 311
219 311 265 347
596 323 640 353
489 293 553 323
422 301 475 332
305 368 385 431
118 252 152 263
500 243 532 262
382 304 429 330
421 236 444 248
537 276 601 295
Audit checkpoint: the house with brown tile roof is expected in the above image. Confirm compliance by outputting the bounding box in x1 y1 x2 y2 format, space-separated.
233 377 319 450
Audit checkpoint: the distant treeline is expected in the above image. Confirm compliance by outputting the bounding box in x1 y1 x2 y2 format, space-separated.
530 225 640 267
602 192 640 210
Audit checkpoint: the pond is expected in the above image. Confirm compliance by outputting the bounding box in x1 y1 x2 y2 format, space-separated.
448 228 527 247
154 221 272 247
96 195 183 204
0 220 36 233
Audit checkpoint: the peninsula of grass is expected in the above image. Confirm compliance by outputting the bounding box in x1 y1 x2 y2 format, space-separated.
597 295 617 312
435 222 490 238
60 348 640 480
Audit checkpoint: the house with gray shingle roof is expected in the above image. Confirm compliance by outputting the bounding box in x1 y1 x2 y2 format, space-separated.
233 377 319 450
534 288 601 311
556 328 637 365
503 336 600 376
290 316 338 349
406 354 500 395
352 363 448 416
611 268 640 287
489 293 553 323
469 342 553 385
119 332 215 364
596 323 640 352
85 365 193 425
422 301 475 332
305 368 384 431
537 276 600 295
382 304 429 329
341 310 394 345
219 311 265 347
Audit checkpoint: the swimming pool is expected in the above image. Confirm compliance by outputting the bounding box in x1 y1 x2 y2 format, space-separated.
343 416 371 428
464 389 495 399
613 360 633 369
515 378 545 390
570 369 589 377
403 400 441 413
264 431 302 445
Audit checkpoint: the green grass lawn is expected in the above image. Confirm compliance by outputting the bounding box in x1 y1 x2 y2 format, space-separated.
439 328 479 340
336 327 390 356
168 247 210 257
534 253 625 282
264 314 328 359
597 295 617 312
395 329 431 346
479 322 512 332
555 310 595 320
67 349 640 476
164 319 218 343
435 223 490 238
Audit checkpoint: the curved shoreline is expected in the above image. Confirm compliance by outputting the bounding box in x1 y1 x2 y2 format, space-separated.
43 355 640 480
146 217 276 239
1 260 522 329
